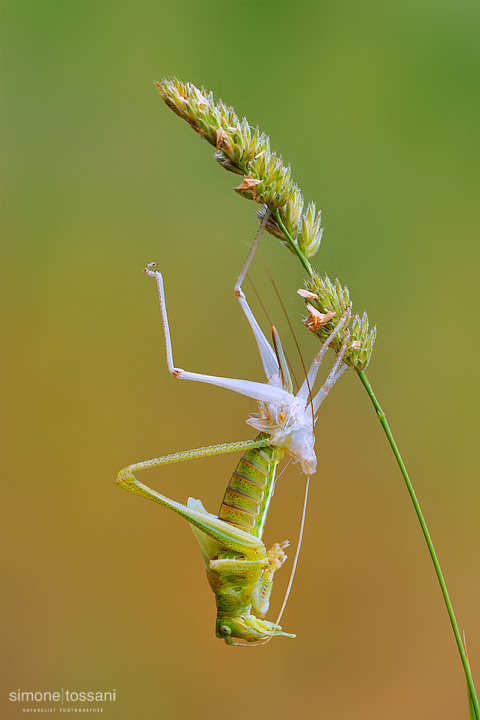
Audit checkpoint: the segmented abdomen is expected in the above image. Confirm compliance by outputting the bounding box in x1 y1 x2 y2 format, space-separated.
218 435 282 539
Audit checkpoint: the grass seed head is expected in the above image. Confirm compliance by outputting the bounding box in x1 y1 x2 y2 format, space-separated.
156 78 377 370
299 273 376 371
155 77 322 260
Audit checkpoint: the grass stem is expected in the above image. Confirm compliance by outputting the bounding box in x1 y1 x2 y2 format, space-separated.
357 369 479 719
276 216 479 717
272 209 314 276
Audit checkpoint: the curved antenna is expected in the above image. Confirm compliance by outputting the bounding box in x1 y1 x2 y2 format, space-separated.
256 252 307 396
266 473 310 643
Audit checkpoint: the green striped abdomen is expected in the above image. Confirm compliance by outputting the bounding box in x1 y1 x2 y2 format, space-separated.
218 434 284 539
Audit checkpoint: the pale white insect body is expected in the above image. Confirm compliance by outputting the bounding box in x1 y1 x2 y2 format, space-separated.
118 212 352 646
144 211 351 479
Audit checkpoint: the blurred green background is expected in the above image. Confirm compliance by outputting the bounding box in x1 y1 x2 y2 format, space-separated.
1 1 478 719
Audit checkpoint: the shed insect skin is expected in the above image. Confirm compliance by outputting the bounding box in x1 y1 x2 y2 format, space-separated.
117 214 351 645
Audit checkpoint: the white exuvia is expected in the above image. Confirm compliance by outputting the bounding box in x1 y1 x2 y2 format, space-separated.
145 212 351 477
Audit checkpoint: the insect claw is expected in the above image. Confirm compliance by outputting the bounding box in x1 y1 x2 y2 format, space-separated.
144 262 158 276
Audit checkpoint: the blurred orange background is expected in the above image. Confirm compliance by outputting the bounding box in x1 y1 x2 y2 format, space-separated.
1 2 478 719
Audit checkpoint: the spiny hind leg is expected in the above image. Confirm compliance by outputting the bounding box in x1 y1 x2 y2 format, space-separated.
117 438 268 554
209 541 288 578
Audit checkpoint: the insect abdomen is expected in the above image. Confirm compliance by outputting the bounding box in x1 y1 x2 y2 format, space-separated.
218 436 281 539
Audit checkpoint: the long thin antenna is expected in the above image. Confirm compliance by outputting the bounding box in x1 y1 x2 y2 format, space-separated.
265 473 310 644
257 254 315 424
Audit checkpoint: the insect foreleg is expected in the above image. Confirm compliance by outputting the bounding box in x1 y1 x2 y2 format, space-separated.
250 541 289 617
210 541 287 578
210 541 288 619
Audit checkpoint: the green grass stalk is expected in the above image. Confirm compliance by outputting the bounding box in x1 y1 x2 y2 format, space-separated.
272 209 314 276
155 79 478 713
275 211 479 719
357 370 479 719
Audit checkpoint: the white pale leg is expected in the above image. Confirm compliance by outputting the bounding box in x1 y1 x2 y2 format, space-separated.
144 263 291 405
234 209 279 380
235 289 279 380
312 363 348 413
172 369 292 404
297 311 351 403
145 263 175 372
312 333 350 413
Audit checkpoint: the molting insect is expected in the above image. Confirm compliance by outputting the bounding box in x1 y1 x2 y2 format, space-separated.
117 214 351 645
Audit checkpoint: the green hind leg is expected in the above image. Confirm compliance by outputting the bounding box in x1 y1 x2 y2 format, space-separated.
117 437 269 553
